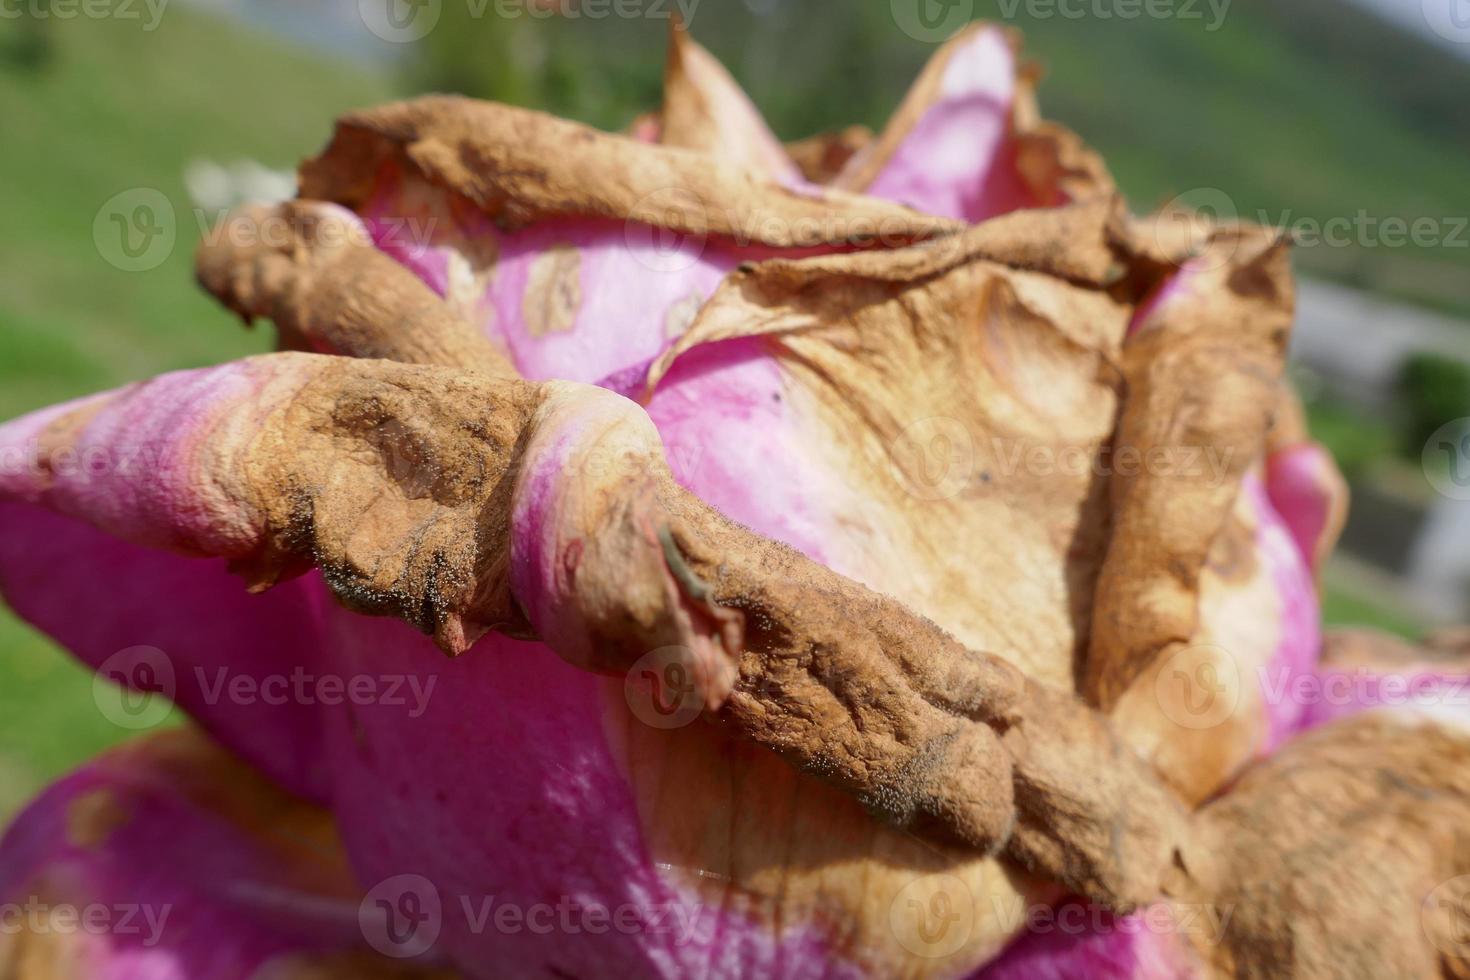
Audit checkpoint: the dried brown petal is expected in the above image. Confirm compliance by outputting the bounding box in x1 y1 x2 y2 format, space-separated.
196 200 514 375
298 96 958 247
656 22 800 181
1168 712 1470 979
784 125 874 184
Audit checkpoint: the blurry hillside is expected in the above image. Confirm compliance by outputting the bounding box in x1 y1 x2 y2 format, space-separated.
410 0 1470 317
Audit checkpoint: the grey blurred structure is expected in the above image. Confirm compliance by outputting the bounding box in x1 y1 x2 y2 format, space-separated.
1294 277 1470 622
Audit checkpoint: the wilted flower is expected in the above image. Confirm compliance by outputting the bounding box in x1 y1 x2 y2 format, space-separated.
1 22 1465 980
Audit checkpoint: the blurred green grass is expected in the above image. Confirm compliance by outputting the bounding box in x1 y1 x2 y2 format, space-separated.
0 7 398 816
0 3 1445 819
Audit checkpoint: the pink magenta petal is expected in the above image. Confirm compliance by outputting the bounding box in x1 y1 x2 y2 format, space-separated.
848 27 1033 222
0 505 330 802
1264 442 1344 574
0 730 422 978
974 900 1203 980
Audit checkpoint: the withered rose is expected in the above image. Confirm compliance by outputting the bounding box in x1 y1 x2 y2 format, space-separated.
1 22 1464 980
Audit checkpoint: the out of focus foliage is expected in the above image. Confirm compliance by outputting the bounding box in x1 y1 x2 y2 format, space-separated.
1398 353 1470 459
409 0 1470 319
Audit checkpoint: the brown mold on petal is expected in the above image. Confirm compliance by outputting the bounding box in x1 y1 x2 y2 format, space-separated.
298 96 959 248
658 19 799 181
196 200 514 377
1168 712 1470 979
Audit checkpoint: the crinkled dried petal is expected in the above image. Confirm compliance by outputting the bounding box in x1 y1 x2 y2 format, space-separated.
1168 711 1470 979
832 25 1111 220
1085 224 1314 800
196 200 513 375
0 727 452 979
299 96 955 246
645 198 1131 691
297 95 957 385
656 23 801 183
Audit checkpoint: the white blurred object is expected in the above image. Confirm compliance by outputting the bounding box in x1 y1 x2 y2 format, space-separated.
184 159 296 213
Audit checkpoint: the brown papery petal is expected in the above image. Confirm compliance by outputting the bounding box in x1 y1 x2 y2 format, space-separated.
657 21 801 182
1086 223 1294 710
1168 712 1470 979
196 200 514 376
647 198 1135 692
298 96 959 248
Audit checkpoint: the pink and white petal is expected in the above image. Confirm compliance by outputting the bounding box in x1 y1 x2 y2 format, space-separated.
1264 441 1348 575
834 26 1110 222
839 26 1028 220
0 505 330 802
299 97 957 384
975 900 1204 980
1296 628 1470 732
0 728 450 979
